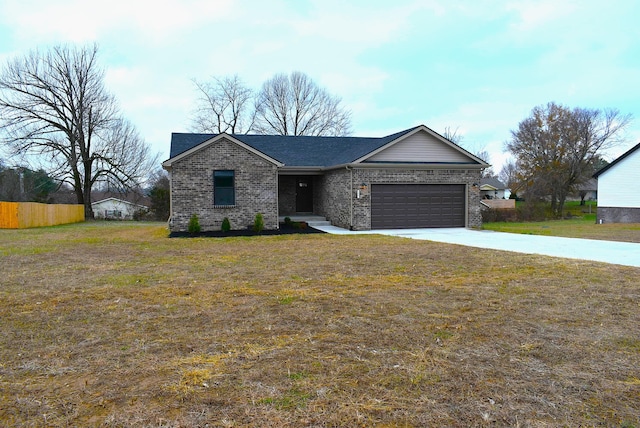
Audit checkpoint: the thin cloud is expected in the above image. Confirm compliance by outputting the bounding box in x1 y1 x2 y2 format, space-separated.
505 0 576 32
2 0 234 44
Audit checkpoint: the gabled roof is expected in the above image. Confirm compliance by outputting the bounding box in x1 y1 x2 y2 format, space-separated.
593 142 640 178
164 125 488 169
91 191 150 206
164 133 284 168
351 125 485 165
91 197 148 209
480 177 507 190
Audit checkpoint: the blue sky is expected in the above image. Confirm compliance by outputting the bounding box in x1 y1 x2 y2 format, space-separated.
1 0 639 172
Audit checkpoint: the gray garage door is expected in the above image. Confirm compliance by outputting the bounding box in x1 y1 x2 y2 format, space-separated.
371 184 466 229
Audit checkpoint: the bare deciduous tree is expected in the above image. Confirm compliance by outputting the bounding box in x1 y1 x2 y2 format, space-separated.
0 44 158 218
442 126 463 144
506 102 631 217
254 71 352 136
191 75 255 134
441 129 497 178
474 149 497 178
191 71 351 137
499 158 520 196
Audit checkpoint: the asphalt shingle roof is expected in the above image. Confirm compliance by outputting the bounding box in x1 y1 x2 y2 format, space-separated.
169 127 421 167
480 177 507 189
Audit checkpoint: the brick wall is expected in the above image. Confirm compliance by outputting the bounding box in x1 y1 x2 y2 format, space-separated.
169 138 278 232
316 169 351 229
278 176 297 216
597 207 640 224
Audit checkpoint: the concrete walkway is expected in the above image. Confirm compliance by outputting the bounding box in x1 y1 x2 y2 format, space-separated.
312 225 640 268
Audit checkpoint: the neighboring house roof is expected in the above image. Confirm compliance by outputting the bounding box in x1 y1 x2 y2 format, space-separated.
164 125 488 169
480 177 507 190
91 191 150 207
578 178 597 191
593 142 640 178
91 197 148 209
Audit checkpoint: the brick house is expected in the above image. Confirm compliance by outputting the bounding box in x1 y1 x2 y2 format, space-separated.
162 125 489 232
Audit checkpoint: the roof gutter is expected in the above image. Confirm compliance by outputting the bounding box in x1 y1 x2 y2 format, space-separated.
278 166 325 175
324 162 486 172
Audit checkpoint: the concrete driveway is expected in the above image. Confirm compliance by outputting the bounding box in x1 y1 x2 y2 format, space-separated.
312 225 640 268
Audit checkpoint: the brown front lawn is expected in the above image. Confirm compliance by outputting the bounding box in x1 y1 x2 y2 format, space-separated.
1 222 639 426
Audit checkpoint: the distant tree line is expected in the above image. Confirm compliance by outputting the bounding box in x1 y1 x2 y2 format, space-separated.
0 159 170 221
0 162 58 202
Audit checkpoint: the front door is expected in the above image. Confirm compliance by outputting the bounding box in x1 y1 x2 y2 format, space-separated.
295 178 313 213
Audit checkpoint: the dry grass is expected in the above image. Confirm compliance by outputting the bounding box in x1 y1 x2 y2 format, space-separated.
483 216 640 243
1 222 639 427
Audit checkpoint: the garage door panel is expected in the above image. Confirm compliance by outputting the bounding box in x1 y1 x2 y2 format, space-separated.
371 184 465 229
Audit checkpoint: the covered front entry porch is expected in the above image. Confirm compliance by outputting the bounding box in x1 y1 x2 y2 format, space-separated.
278 175 319 216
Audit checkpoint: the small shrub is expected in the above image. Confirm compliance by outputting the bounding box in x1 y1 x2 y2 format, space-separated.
482 202 549 223
253 213 264 233
221 217 231 233
482 208 518 223
188 214 201 235
517 201 547 222
284 216 292 226
133 208 148 221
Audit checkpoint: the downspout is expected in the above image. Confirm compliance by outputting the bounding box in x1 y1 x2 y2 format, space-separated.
347 165 353 230
275 167 279 229
167 170 173 228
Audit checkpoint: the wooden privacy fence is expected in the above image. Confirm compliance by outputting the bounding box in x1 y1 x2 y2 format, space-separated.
481 199 516 210
0 202 85 229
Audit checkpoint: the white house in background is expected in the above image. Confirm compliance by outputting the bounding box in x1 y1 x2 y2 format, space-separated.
91 197 148 220
479 177 510 199
593 142 640 223
574 178 598 202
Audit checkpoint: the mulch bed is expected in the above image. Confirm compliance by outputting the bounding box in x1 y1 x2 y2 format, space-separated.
169 222 325 238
